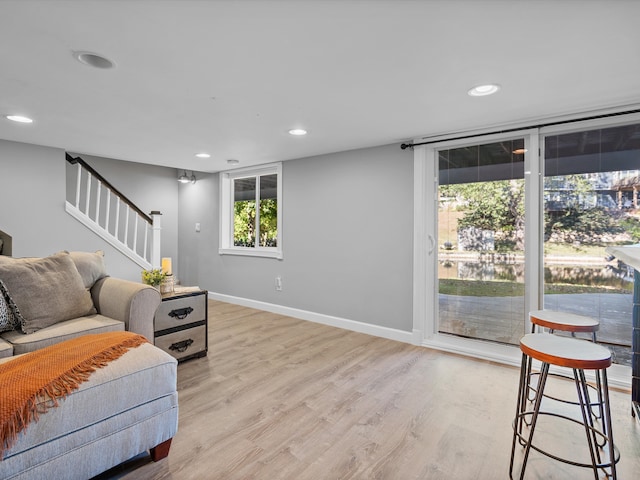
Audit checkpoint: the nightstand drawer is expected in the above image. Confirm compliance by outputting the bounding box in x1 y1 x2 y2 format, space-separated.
155 324 207 361
155 294 206 331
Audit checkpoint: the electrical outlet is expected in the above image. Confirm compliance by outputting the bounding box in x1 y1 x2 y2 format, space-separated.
275 276 282 291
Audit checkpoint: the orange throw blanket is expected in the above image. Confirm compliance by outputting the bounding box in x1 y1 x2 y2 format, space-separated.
0 331 148 458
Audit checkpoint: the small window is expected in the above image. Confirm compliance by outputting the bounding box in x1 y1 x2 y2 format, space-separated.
219 163 282 258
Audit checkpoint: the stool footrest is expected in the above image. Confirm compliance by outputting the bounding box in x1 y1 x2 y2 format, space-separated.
512 411 619 470
527 371 602 409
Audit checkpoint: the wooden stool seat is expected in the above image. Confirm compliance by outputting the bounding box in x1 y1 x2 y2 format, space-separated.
529 309 599 333
510 333 618 479
520 333 611 370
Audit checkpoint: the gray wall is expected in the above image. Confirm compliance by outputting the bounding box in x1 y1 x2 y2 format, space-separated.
0 137 414 332
179 143 415 332
0 139 179 280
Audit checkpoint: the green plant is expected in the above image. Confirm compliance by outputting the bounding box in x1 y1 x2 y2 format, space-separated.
621 216 640 242
141 268 166 287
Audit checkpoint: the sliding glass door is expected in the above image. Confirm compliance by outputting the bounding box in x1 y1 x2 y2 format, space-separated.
416 116 639 367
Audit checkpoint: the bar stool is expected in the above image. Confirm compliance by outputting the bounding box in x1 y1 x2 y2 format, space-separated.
510 333 619 479
527 310 603 419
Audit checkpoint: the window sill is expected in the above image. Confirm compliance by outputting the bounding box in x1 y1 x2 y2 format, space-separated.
218 247 283 259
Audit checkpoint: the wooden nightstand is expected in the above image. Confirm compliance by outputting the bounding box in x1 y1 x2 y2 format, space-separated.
154 288 208 362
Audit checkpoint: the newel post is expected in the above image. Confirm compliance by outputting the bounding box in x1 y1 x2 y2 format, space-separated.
150 211 162 269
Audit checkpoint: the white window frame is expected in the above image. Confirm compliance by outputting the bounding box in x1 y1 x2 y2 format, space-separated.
219 162 283 259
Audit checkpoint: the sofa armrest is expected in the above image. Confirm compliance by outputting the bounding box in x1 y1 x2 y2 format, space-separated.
91 277 161 342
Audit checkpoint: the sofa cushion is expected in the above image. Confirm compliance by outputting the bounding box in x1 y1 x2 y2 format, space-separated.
0 315 124 355
0 338 12 358
0 252 96 334
68 250 108 289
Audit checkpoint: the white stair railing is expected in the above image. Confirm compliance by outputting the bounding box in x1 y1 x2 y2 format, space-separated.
64 153 161 270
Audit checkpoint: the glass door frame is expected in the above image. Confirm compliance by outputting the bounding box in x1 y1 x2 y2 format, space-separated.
412 129 539 366
413 117 638 387
539 113 640 380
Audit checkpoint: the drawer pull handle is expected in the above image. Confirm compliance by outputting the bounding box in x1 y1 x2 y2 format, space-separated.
168 306 194 320
169 339 194 353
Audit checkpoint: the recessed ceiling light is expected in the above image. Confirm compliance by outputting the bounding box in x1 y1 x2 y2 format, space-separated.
467 84 500 97
227 159 240 165
73 51 115 69
288 128 308 136
195 153 210 158
5 115 33 123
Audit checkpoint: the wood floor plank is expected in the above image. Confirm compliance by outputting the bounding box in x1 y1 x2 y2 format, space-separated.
96 299 640 479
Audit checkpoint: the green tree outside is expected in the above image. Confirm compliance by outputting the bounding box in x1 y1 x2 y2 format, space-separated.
440 179 525 251
234 199 277 247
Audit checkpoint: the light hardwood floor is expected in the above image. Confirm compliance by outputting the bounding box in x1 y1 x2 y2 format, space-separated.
98 300 640 479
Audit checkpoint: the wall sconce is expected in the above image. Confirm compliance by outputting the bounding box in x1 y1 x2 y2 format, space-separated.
178 170 196 184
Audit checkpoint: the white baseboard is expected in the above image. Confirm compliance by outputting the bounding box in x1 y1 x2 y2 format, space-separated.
208 292 415 344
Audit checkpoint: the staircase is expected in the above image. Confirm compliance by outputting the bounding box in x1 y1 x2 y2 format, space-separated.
64 153 161 270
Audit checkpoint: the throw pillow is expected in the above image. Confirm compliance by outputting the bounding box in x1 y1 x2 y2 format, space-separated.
0 279 19 332
68 250 108 289
0 252 96 334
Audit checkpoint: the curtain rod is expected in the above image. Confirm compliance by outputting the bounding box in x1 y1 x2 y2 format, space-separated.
400 108 640 150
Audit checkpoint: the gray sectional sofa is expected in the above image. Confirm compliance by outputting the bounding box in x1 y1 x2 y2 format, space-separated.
0 251 179 479
0 250 160 356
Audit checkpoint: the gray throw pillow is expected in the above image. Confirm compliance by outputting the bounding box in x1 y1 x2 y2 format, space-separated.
0 252 96 334
68 250 108 289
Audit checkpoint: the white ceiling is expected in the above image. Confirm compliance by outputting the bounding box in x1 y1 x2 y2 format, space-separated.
1 0 640 173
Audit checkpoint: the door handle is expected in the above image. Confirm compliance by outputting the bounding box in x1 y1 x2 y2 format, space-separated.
428 235 435 254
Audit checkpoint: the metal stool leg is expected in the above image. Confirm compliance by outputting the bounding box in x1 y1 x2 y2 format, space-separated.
601 370 618 480
510 353 528 476
591 331 605 421
511 361 551 480
574 368 601 479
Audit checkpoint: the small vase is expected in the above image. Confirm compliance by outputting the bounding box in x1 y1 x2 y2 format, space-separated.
160 274 175 294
